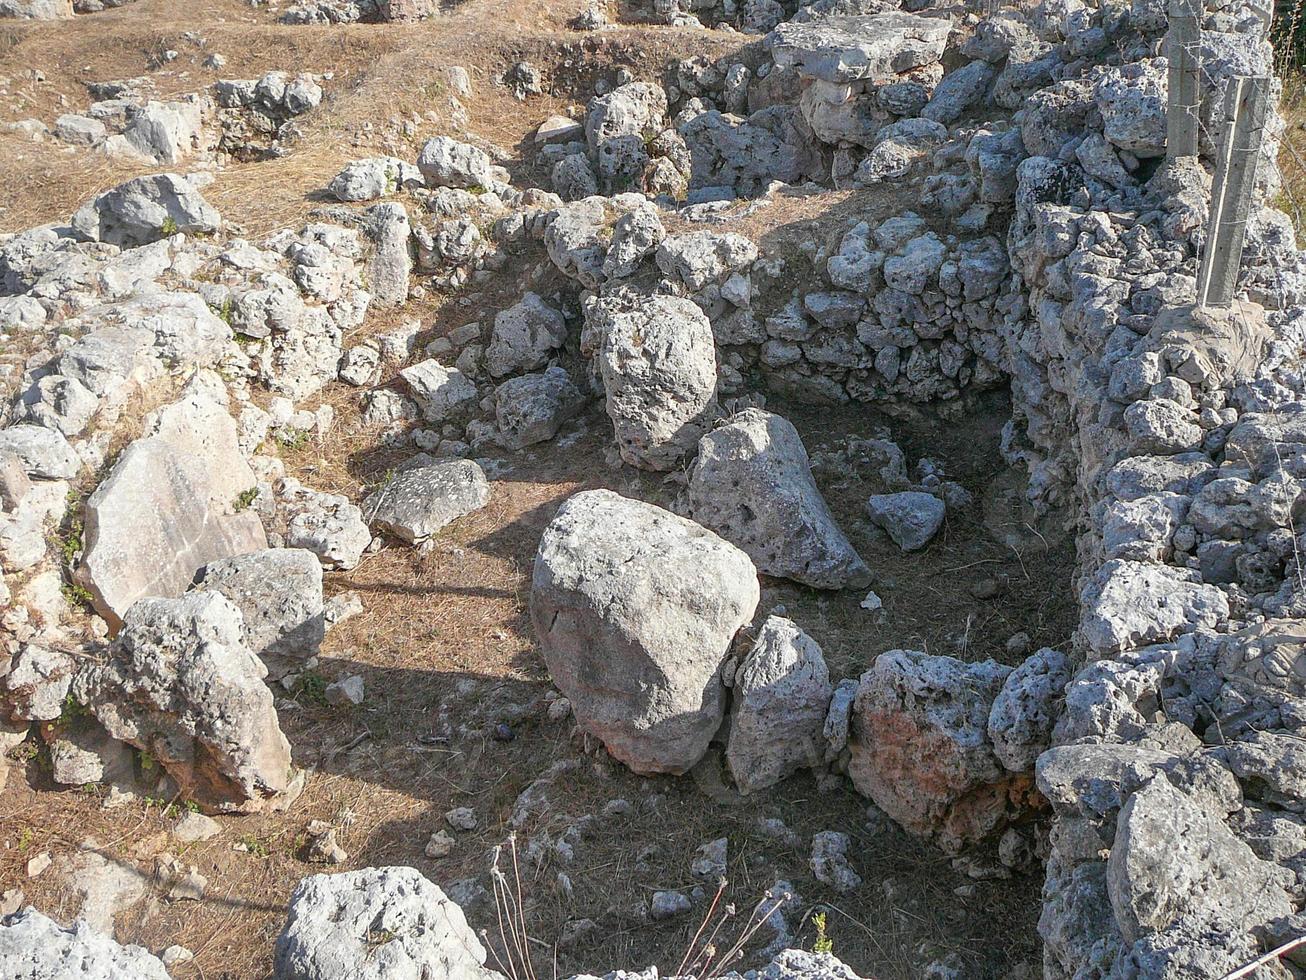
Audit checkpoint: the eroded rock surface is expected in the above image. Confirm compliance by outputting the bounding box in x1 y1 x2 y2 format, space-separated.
531 490 759 774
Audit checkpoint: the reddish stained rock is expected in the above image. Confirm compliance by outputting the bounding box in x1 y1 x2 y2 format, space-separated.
848 650 1043 853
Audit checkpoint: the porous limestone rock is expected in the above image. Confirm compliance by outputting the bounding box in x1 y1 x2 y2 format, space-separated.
530 490 759 774
328 156 422 202
275 867 503 980
769 12 951 84
594 295 719 470
400 359 479 422
0 907 170 979
416 136 492 189
987 647 1073 773
1107 775 1293 944
848 651 1032 852
73 593 297 813
686 409 870 589
865 491 945 551
727 616 833 794
1079 560 1229 657
363 459 490 544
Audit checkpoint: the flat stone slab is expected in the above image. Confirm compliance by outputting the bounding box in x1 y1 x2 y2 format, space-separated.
363 459 490 544
769 12 951 84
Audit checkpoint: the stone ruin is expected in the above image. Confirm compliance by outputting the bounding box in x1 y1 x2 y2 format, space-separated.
2 0 1306 976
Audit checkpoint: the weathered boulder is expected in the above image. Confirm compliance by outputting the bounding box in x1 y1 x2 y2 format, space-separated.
328 156 422 202
361 202 411 306
769 12 951 84
0 0 72 18
486 292 568 378
0 424 82 480
1079 559 1228 657
193 548 325 666
494 367 586 449
530 490 759 774
75 377 267 628
363 459 490 544
848 651 1033 852
280 481 371 571
73 593 298 813
595 295 719 470
585 82 667 149
275 867 503 980
71 173 221 248
1107 775 1293 944
866 491 945 551
656 231 758 293
0 907 170 980
1093 58 1167 158
727 616 833 794
416 136 492 189
686 409 870 589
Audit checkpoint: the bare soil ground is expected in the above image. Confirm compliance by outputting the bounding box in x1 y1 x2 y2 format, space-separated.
0 2 1079 977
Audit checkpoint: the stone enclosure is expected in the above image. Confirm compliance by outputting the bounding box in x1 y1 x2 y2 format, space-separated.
1 0 1306 977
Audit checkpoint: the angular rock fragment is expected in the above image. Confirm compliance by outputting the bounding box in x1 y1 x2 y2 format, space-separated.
71 173 220 248
530 490 759 774
494 367 586 450
727 616 833 793
363 459 490 544
74 593 298 813
75 379 267 628
866 491 945 551
486 292 567 378
1079 559 1228 657
1108 775 1293 944
0 907 169 979
687 409 870 589
769 13 951 84
400 359 479 423
193 548 325 665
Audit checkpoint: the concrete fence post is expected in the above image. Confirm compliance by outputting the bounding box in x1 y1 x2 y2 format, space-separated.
1196 75 1273 310
1166 0 1202 159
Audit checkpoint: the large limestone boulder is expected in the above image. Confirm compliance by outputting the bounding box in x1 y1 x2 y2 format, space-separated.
192 548 325 667
71 173 221 248
74 375 267 628
530 490 759 774
0 907 170 979
73 593 298 813
769 12 951 84
686 409 870 589
848 651 1035 852
275 867 504 980
362 459 490 544
0 0 73 19
1108 775 1293 945
727 616 833 794
595 295 719 470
